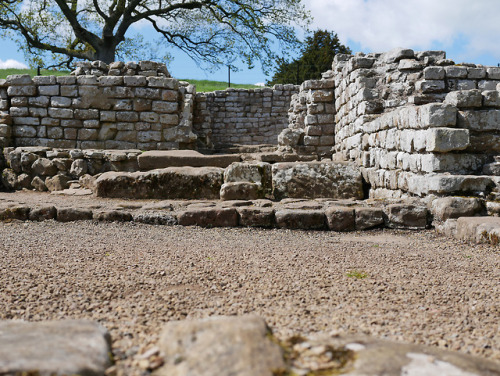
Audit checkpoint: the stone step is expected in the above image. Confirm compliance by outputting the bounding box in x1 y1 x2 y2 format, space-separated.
94 167 224 199
137 150 241 170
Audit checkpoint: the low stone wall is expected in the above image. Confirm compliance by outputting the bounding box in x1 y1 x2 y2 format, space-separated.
193 85 298 148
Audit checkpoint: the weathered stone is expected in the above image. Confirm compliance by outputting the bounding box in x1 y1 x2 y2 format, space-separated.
237 207 275 228
355 207 385 230
431 197 484 221
275 209 326 230
0 320 112 376
132 212 178 225
272 162 364 200
93 210 133 222
456 216 500 245
156 316 286 376
45 174 71 192
382 48 414 63
56 207 93 222
1 168 18 190
278 128 304 147
70 159 88 177
29 206 57 221
224 162 272 190
325 206 355 231
138 150 240 170
444 89 482 108
385 204 428 229
0 205 30 220
178 207 238 227
32 158 58 176
220 182 262 201
95 167 224 199
31 176 47 191
426 128 469 152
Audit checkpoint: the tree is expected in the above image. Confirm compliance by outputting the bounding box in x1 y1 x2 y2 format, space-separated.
0 0 310 71
268 29 351 85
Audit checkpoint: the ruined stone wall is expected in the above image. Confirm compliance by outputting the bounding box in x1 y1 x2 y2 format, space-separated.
0 61 197 151
193 85 298 148
331 49 500 199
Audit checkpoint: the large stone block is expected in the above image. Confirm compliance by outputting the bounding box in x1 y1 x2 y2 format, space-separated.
425 128 469 152
156 316 285 376
431 197 484 221
444 90 482 108
385 204 428 229
458 109 500 131
456 216 500 245
224 162 272 190
275 209 326 230
95 167 224 199
325 206 355 231
138 150 240 170
272 161 364 200
177 207 238 227
0 320 112 376
418 103 457 128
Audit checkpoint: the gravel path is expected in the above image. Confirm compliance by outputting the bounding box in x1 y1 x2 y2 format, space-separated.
0 220 498 374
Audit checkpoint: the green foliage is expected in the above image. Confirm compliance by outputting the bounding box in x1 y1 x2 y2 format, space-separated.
346 270 368 279
268 29 351 85
0 0 310 73
0 69 70 79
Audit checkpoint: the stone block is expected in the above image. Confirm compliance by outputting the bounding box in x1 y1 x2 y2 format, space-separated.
45 174 71 191
444 90 482 108
60 85 78 97
457 109 500 131
56 207 93 222
156 316 285 376
275 209 326 230
325 206 355 231
29 206 57 221
94 210 133 222
482 90 500 107
385 204 428 229
415 80 445 93
355 207 385 230
456 216 500 244
237 207 275 227
7 85 37 96
51 96 72 108
444 65 468 78
220 182 262 201
431 197 484 221
0 205 30 220
418 103 457 128
272 162 364 200
39 85 60 96
178 207 238 227
95 167 223 199
48 107 73 119
425 128 469 152
423 67 445 80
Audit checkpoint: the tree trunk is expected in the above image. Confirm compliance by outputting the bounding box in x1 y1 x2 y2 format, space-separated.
95 41 117 64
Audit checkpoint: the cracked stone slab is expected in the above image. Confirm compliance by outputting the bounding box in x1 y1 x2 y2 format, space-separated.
0 320 112 376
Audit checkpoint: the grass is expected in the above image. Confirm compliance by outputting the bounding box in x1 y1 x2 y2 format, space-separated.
0 69 263 92
346 270 368 279
0 68 70 79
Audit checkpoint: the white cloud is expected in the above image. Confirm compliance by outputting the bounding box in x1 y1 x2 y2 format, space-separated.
305 0 500 63
0 59 28 69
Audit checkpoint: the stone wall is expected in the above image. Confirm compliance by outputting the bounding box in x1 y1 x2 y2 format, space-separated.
0 61 197 151
193 85 298 148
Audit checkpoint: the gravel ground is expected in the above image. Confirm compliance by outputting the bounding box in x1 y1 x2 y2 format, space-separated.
0 220 499 374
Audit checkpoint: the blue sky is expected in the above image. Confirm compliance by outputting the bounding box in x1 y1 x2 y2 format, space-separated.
1 0 500 84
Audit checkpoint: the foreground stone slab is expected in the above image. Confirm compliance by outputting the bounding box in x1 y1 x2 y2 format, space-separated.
286 333 500 376
272 161 364 200
138 150 241 170
456 216 500 245
0 320 112 376
94 167 224 199
156 316 286 376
